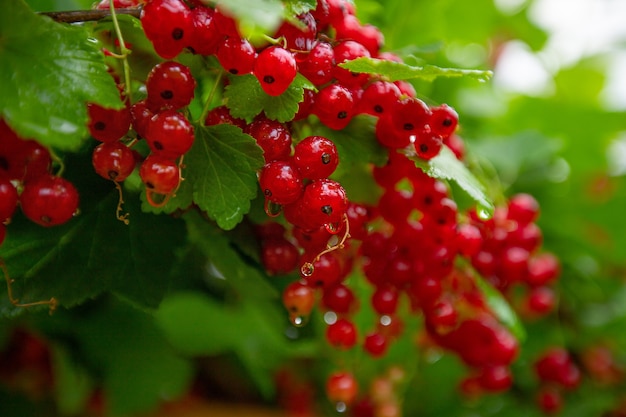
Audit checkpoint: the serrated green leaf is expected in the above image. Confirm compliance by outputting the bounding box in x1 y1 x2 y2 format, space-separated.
0 0 123 151
473 272 526 341
185 124 264 230
409 146 494 217
339 57 493 82
285 0 317 15
224 73 313 123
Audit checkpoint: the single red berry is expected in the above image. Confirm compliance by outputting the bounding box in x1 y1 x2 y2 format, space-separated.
334 14 383 56
87 103 131 143
363 332 388 357
429 104 459 139
326 318 357 349
322 283 356 314
246 116 292 162
298 41 335 86
0 175 18 222
313 84 355 130
507 193 540 225
261 238 300 275
527 252 561 287
139 154 180 194
187 5 221 56
146 61 196 112
371 286 399 316
20 174 79 227
526 286 556 316
298 179 348 228
130 100 154 138
259 160 304 205
254 46 298 96
273 12 317 52
477 365 513 392
302 252 343 289
145 110 195 159
293 136 339 179
140 0 191 59
537 386 562 415
205 105 246 130
332 40 371 87
92 142 136 182
414 129 443 160
326 371 358 406
356 80 401 117
390 97 430 142
282 280 316 320
216 36 257 75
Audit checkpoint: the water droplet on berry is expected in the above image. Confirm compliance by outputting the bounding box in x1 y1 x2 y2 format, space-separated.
264 198 282 217
289 314 309 327
477 205 493 220
335 401 348 413
325 222 341 234
301 262 314 277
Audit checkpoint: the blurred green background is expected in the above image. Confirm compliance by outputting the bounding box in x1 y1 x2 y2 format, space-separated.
3 0 626 416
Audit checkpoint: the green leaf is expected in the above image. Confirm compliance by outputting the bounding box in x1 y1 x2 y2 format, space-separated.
339 57 493 82
51 344 93 416
408 146 494 217
184 211 278 299
0 0 123 151
75 301 193 416
225 73 314 123
185 124 265 230
473 271 526 341
285 0 317 15
217 0 284 43
0 157 187 316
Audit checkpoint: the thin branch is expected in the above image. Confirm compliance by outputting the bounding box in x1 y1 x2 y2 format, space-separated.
40 8 142 23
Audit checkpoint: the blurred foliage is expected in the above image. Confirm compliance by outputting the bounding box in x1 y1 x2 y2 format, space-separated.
2 0 626 416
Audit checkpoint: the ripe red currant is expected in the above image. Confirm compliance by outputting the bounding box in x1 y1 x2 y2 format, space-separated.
258 160 304 205
20 174 79 227
87 103 131 143
293 136 339 179
140 0 191 59
92 142 136 182
139 154 180 195
145 110 195 159
254 46 298 96
146 61 196 112
216 36 257 75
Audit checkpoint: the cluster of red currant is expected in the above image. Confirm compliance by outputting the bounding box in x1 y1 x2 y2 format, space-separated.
534 347 581 414
0 120 79 243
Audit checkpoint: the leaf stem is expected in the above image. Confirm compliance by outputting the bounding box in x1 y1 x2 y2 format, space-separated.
198 71 225 125
109 0 133 104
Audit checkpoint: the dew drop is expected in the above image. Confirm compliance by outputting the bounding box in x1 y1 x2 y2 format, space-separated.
477 205 493 220
335 401 348 413
290 314 309 327
301 262 314 277
325 222 341 234
264 198 282 217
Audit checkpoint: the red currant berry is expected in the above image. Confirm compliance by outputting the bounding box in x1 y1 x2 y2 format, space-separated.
282 280 316 323
0 175 18 222
429 104 458 139
313 83 355 130
139 154 180 194
456 223 483 258
527 252 560 287
20 174 79 227
299 179 348 227
363 331 388 357
261 238 300 275
414 129 443 160
322 283 356 314
477 365 513 392
259 160 304 205
187 5 221 56
390 97 430 141
298 41 335 87
326 371 358 406
537 386 562 415
273 12 317 52
302 252 343 289
332 40 371 87
526 286 556 316
130 100 154 138
507 193 540 225
146 61 196 112
216 36 257 75
371 286 399 316
293 136 339 179
87 103 131 143
92 142 136 182
326 318 357 349
140 0 191 59
145 110 195 159
356 80 401 117
254 46 298 96
245 116 292 162
205 105 246 130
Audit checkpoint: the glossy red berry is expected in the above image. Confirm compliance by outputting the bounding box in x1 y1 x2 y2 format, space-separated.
145 110 195 159
332 40 371 87
20 174 79 227
363 331 388 357
298 179 348 227
414 129 443 160
326 371 358 406
246 116 292 162
87 103 131 143
298 41 335 86
205 105 246 129
356 80 401 117
313 84 355 130
259 160 304 205
507 193 540 225
429 104 458 139
282 280 316 321
254 46 298 96
139 154 180 194
293 136 339 179
273 12 317 52
0 175 18 222
140 0 191 59
130 100 154 138
527 252 560 287
371 286 399 316
216 36 257 75
187 6 221 56
322 283 356 314
302 252 344 289
146 61 196 112
92 142 136 182
261 238 300 275
326 318 357 349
